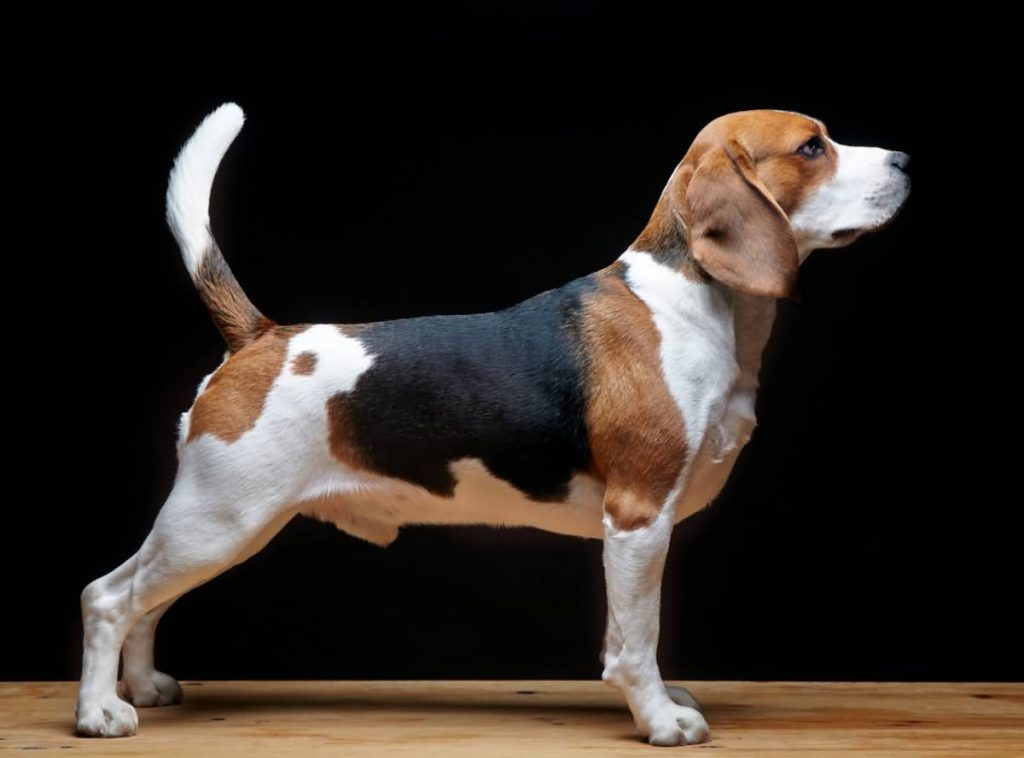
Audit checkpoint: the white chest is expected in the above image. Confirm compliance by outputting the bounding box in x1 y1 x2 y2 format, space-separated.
621 251 741 450
620 251 769 517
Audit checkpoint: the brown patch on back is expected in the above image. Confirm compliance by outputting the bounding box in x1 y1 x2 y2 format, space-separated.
583 274 688 530
291 351 317 376
187 329 291 443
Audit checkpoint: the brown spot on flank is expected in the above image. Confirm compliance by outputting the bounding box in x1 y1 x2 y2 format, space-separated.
291 351 317 376
327 394 370 470
187 329 292 443
584 274 688 530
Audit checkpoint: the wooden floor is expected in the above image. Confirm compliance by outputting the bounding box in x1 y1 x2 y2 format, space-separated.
2 681 1021 756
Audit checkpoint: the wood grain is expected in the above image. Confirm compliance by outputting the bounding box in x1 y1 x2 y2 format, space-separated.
2 681 1021 756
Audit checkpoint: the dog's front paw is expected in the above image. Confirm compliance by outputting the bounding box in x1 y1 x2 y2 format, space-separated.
76 697 139 737
119 670 183 707
646 705 710 747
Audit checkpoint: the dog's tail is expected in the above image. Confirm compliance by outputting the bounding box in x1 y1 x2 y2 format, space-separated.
166 102 273 354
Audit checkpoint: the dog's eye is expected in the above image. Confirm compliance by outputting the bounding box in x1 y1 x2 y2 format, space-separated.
797 136 826 158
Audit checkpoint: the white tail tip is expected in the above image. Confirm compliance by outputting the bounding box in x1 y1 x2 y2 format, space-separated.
165 103 246 275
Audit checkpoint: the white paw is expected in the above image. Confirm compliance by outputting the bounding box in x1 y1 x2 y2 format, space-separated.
665 684 702 712
76 697 139 737
119 670 184 707
647 705 710 747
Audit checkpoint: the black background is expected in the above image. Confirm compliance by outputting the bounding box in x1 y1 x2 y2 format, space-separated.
6 11 1017 684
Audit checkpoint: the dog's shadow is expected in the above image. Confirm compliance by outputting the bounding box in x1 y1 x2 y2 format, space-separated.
156 685 746 746
177 684 630 716
171 684 748 729
167 684 912 736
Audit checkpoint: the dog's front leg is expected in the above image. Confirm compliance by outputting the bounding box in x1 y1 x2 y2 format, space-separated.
601 491 709 746
602 612 702 714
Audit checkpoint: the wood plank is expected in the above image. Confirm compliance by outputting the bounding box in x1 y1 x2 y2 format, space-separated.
1 681 1021 756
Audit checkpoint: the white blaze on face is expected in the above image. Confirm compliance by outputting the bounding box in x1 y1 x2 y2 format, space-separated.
789 140 910 255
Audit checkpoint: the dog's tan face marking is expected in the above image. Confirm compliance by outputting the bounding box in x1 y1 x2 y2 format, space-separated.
583 268 688 530
187 331 290 443
631 111 838 296
291 351 317 376
683 111 838 215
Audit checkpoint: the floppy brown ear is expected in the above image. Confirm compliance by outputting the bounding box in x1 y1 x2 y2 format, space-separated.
683 140 799 298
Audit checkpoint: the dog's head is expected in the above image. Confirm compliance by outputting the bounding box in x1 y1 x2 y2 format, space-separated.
662 110 910 297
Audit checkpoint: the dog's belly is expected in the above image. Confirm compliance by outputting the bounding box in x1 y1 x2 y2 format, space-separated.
300 457 607 544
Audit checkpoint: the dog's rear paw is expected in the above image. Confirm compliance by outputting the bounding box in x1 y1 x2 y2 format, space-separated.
76 697 139 737
647 705 711 747
119 670 183 707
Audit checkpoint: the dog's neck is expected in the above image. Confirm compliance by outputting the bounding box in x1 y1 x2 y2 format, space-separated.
627 194 778 394
629 185 706 282
730 290 777 393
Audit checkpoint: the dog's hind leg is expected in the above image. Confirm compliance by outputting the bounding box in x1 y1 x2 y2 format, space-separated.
117 509 291 708
76 478 295 737
118 599 179 707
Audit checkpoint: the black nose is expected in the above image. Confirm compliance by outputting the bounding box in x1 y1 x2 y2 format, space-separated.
888 151 911 173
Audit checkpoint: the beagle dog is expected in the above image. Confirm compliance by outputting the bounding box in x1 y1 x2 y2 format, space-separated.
77 104 909 745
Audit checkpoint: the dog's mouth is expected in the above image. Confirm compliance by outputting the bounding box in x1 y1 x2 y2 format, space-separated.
831 206 907 243
830 228 861 242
